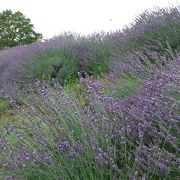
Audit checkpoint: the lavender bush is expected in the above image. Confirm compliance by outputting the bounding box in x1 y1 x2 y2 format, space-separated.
107 6 180 55
0 37 67 91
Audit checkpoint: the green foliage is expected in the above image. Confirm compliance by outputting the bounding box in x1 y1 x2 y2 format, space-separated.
125 8 180 56
23 47 79 85
166 87 180 101
0 97 11 115
102 76 142 98
0 9 42 49
114 77 141 98
137 23 179 58
88 40 112 75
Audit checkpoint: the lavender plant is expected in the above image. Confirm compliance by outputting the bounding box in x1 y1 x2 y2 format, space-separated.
107 6 180 56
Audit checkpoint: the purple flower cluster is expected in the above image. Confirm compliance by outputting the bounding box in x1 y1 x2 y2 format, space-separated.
56 140 83 158
135 145 180 173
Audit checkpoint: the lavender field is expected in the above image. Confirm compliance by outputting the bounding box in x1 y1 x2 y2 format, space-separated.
0 6 180 179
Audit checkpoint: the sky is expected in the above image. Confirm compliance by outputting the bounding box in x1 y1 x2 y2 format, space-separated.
0 0 179 39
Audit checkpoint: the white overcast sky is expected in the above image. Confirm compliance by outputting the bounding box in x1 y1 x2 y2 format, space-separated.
0 0 179 39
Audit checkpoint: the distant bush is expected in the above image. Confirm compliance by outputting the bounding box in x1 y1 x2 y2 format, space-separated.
70 33 112 76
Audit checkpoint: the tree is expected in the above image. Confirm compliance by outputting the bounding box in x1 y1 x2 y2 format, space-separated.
0 10 42 49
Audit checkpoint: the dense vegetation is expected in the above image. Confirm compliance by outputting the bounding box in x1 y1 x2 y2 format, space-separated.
0 10 42 50
0 6 179 179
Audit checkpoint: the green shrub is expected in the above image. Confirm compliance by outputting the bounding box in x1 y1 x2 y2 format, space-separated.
0 97 11 115
21 47 79 85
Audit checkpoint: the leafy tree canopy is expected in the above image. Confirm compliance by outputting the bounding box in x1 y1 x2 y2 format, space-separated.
0 9 42 49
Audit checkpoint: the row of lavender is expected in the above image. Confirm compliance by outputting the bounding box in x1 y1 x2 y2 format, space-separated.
0 55 179 179
0 6 179 92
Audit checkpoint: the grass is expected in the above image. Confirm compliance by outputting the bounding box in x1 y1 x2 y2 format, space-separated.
102 75 142 98
0 97 11 116
114 76 141 98
166 87 180 101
